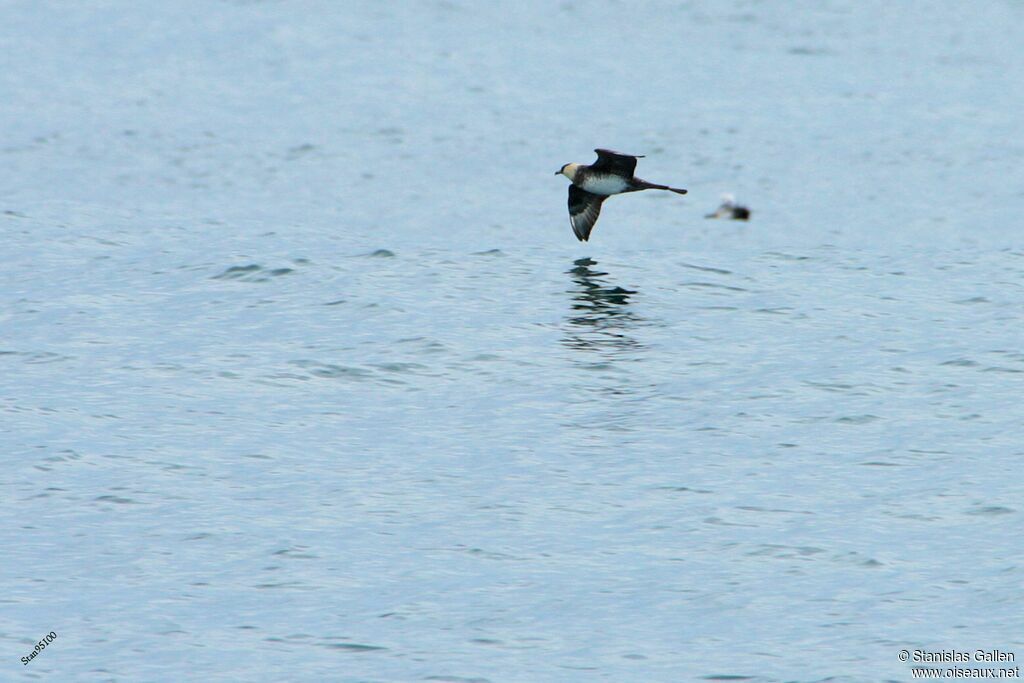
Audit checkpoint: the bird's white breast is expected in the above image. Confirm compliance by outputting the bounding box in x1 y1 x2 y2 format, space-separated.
580 174 630 196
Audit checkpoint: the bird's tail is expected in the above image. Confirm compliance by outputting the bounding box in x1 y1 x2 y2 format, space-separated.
635 180 688 195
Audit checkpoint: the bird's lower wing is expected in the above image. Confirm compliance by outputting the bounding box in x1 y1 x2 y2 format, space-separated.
568 184 606 242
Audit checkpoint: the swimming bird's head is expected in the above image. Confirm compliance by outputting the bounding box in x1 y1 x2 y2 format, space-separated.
555 163 580 181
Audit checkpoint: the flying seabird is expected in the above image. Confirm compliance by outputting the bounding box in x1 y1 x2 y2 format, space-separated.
705 193 750 221
555 149 688 242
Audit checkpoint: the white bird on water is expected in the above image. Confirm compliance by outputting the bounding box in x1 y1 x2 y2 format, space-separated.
705 193 751 221
555 149 688 242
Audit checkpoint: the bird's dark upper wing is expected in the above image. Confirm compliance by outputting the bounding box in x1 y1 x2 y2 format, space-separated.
568 184 606 242
591 148 644 177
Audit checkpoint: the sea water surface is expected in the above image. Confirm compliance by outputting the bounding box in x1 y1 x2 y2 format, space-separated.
3 2 1024 681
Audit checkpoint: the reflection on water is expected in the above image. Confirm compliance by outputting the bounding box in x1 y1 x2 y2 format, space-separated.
562 257 644 356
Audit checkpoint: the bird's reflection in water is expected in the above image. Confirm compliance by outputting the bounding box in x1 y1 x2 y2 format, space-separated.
562 257 644 357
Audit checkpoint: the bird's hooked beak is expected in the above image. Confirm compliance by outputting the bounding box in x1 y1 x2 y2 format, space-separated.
554 169 561 175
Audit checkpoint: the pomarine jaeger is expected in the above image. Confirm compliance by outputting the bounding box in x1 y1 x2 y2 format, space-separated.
555 149 688 242
705 193 750 221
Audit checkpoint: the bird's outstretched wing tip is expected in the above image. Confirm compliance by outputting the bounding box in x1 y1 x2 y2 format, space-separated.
569 216 588 242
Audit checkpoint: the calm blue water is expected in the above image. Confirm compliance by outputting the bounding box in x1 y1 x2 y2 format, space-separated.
3 2 1024 681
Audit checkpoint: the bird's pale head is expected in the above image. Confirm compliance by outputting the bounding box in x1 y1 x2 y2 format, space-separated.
556 163 580 181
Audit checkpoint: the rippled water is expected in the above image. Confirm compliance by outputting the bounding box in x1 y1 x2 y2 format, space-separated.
4 2 1024 681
